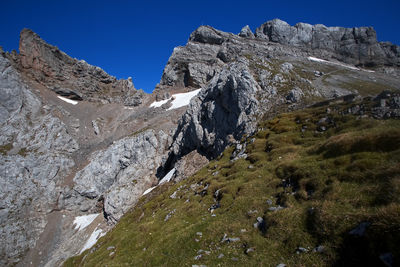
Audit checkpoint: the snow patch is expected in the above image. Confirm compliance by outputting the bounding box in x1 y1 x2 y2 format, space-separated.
141 168 176 196
142 186 157 196
307 56 374 72
149 98 170 108
167 89 201 110
159 168 176 184
80 228 105 253
73 213 100 231
149 89 201 110
57 96 79 105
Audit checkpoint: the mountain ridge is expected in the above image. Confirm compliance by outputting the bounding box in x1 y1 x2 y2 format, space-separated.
0 18 400 266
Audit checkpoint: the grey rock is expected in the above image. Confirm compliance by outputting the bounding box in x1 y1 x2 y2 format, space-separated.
92 120 100 135
253 217 266 234
268 206 284 212
245 247 255 254
286 87 304 103
218 253 224 258
0 53 78 265
349 221 371 236
69 129 170 223
280 62 293 73
380 252 393 267
190 26 226 45
164 209 176 222
296 247 309 254
255 19 400 67
168 60 259 165
276 264 286 267
220 233 240 243
238 25 254 39
313 245 325 253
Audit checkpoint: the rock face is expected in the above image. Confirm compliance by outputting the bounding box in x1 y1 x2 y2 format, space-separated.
16 29 144 106
168 60 259 164
238 25 255 39
255 19 400 67
0 51 78 266
64 129 171 223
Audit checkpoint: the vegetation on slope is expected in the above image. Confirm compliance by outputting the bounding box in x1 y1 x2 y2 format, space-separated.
65 96 400 267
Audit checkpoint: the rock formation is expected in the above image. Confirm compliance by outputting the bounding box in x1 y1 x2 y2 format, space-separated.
0 18 400 266
15 29 144 106
255 19 400 67
0 51 78 265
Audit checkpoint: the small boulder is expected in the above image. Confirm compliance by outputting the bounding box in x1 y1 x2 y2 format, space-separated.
349 221 370 237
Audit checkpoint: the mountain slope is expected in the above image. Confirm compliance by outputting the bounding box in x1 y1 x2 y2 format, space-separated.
1 18 400 266
65 94 400 266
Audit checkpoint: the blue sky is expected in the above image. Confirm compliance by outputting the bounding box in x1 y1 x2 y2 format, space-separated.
1 0 399 93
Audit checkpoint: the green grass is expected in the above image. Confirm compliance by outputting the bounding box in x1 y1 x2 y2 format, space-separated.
0 143 13 155
65 97 400 267
339 80 397 96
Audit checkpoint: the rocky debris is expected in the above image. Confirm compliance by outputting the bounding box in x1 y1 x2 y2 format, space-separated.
372 91 400 118
0 53 78 266
164 209 176 222
296 247 309 254
380 252 394 267
349 221 371 237
255 19 400 67
280 62 293 73
65 129 170 223
286 87 304 104
231 142 248 161
313 245 325 253
268 206 284 212
168 60 259 166
253 217 266 234
314 70 324 77
16 29 145 106
172 150 209 182
92 120 100 135
221 233 240 243
276 264 286 267
245 247 255 255
218 253 224 258
170 191 178 199
238 25 254 39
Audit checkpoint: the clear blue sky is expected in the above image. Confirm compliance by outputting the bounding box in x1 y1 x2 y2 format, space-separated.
1 0 399 93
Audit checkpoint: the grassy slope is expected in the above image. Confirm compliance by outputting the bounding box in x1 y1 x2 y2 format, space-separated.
65 98 400 267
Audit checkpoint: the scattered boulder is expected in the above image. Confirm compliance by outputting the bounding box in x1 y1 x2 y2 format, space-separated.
286 87 304 103
349 221 371 237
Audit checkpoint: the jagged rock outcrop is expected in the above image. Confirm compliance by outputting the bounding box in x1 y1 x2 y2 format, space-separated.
154 28 226 97
0 51 78 266
255 19 400 67
238 25 255 39
168 60 259 164
64 129 171 223
15 29 145 106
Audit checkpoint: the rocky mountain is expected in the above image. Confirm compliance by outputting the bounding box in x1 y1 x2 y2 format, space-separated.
0 19 400 266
